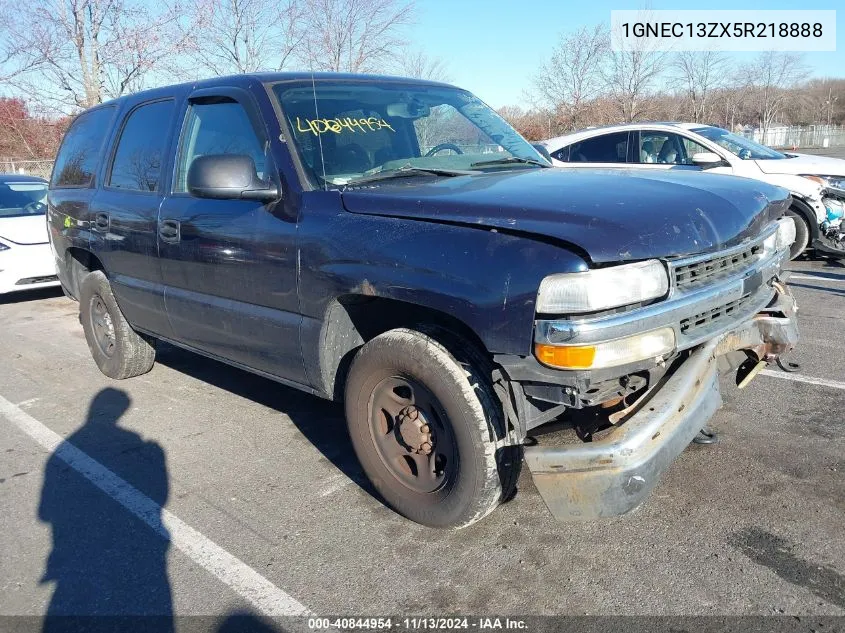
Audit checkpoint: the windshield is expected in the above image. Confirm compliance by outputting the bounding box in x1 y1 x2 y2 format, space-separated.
692 126 786 160
0 181 48 218
272 81 548 187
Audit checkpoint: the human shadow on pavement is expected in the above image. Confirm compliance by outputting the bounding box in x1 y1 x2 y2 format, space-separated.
38 387 173 633
155 343 378 501
215 611 287 633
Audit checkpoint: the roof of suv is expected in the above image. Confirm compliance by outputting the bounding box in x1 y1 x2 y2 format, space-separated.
543 122 716 148
93 72 456 109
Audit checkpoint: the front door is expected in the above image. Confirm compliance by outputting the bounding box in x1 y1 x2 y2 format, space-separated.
157 89 306 385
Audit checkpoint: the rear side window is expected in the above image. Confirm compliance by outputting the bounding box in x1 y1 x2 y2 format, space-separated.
51 106 116 188
174 101 267 193
568 132 629 163
108 100 175 192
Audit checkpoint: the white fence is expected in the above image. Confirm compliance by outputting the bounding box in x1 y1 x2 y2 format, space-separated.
744 125 845 149
0 158 54 181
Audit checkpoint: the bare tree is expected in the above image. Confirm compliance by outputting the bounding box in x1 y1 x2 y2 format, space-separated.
602 13 668 122
0 0 42 82
533 24 608 131
14 0 189 112
179 0 305 76
671 51 728 123
397 48 450 82
298 0 413 73
743 52 806 141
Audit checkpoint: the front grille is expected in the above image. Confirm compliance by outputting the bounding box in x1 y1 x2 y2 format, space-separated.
15 275 58 286
679 294 754 334
673 244 761 289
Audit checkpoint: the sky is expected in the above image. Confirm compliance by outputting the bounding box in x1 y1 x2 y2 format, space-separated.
406 0 845 109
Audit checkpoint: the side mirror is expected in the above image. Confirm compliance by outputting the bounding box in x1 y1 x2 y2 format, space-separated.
691 152 724 168
532 143 552 163
187 154 280 202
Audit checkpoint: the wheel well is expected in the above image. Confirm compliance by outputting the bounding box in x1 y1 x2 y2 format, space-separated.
320 295 490 401
789 198 819 240
64 248 104 299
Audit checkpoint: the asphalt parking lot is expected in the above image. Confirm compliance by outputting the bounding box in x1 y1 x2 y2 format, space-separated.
1 248 844 624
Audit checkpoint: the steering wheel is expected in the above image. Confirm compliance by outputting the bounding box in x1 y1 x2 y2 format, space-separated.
338 143 371 171
425 143 464 157
22 200 46 214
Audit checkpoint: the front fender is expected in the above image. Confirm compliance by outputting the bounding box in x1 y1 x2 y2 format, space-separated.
297 192 587 356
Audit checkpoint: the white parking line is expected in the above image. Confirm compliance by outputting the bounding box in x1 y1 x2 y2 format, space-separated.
0 394 310 617
789 273 845 283
761 369 845 391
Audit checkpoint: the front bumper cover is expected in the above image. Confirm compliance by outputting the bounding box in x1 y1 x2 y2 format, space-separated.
524 285 798 521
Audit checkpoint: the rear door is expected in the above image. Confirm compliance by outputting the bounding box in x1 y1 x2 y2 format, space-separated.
157 87 305 384
89 97 178 337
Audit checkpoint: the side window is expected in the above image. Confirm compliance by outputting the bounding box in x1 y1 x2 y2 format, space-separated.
51 106 115 188
636 132 704 165
550 146 570 162
108 100 175 192
568 132 629 163
174 101 267 193
681 136 711 163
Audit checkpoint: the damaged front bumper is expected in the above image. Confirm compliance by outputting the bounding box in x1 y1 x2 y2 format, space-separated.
524 285 798 521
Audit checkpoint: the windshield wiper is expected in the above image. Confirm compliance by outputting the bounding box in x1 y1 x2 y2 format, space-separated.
344 165 475 187
470 156 550 168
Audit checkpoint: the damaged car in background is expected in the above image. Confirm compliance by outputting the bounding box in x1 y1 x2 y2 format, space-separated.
49 73 799 527
542 122 845 260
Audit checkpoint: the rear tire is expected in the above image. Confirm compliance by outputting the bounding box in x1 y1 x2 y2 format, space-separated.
79 271 156 379
787 208 810 260
344 328 520 529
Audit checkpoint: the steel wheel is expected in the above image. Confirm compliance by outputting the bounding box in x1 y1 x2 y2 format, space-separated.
90 294 116 357
367 375 457 494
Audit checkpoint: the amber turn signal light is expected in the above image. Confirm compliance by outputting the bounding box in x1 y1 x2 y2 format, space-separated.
534 343 596 370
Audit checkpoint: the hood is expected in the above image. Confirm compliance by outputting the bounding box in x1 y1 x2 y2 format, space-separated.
755 153 845 178
340 168 789 263
0 214 49 245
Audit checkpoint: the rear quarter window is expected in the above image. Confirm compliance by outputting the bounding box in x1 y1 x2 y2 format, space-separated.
51 106 116 188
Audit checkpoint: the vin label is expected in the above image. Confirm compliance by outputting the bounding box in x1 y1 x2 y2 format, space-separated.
611 10 836 51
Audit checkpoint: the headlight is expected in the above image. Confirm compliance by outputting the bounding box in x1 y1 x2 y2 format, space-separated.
803 174 845 190
763 217 797 255
802 175 828 187
0 241 9 251
535 327 676 370
536 260 668 314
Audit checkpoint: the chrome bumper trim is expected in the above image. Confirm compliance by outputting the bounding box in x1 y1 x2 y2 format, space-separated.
525 285 798 522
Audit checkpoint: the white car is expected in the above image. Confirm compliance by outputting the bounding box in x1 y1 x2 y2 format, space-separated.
0 174 61 294
542 123 845 259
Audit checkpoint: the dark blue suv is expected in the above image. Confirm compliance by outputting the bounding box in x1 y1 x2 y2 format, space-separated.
48 73 799 527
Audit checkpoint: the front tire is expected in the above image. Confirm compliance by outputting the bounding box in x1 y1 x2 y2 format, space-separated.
79 271 156 379
787 208 810 260
344 328 520 528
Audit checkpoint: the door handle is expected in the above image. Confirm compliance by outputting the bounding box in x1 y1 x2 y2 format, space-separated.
93 213 109 231
159 219 180 243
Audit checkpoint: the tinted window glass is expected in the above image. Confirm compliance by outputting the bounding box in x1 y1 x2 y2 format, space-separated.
108 100 175 192
568 132 628 163
51 107 115 187
0 181 47 217
174 101 267 193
